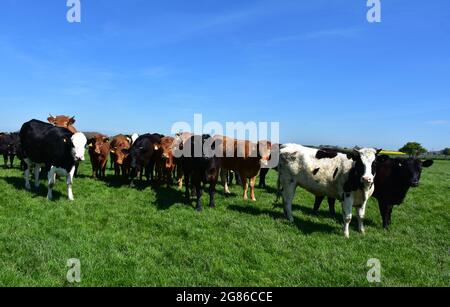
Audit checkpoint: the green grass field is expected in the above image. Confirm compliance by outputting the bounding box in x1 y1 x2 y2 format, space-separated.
0 158 449 287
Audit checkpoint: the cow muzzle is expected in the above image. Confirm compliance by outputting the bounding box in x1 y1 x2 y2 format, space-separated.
361 176 374 184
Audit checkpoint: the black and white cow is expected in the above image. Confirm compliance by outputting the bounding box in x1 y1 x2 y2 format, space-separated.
278 144 380 238
313 155 434 229
20 120 87 201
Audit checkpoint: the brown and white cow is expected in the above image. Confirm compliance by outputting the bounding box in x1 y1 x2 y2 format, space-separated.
110 135 131 177
214 135 272 201
87 134 110 179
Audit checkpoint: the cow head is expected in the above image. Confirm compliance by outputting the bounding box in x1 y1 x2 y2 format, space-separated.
111 142 130 166
257 141 272 168
88 135 109 155
394 157 433 187
48 114 76 127
347 148 382 186
71 132 87 161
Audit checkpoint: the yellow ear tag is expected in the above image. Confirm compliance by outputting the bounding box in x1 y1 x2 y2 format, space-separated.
63 138 67 143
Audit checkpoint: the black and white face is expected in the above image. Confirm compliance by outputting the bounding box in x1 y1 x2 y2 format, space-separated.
349 148 379 185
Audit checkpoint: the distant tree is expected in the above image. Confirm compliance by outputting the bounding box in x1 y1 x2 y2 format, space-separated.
443 148 450 156
399 142 427 156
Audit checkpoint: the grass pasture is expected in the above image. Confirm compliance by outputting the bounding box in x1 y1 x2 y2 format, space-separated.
0 157 449 287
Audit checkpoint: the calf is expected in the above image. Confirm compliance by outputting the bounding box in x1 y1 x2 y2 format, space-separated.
216 135 272 201
20 120 87 201
87 135 110 179
278 144 380 238
128 133 162 187
110 135 131 177
180 134 221 211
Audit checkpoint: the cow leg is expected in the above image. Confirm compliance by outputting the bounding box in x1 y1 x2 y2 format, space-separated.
387 205 394 227
9 155 15 168
67 166 76 201
3 154 8 168
250 176 257 201
24 159 32 190
313 196 325 215
47 167 56 200
378 202 388 229
193 173 202 211
209 182 216 208
342 194 354 238
221 170 231 194
184 173 191 201
357 202 367 235
281 181 296 222
34 164 41 190
242 177 249 200
328 198 336 216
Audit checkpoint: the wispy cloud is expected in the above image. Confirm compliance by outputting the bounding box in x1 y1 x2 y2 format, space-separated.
426 120 449 126
259 27 363 47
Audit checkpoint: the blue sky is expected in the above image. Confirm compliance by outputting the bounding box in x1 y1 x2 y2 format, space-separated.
0 0 449 150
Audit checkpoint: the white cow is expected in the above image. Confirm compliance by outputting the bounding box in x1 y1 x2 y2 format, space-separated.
278 144 380 238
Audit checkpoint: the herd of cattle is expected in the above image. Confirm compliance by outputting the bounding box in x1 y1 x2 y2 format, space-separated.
0 115 434 238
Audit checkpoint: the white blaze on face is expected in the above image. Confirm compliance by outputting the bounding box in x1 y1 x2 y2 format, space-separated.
358 148 377 184
131 133 139 145
71 132 87 161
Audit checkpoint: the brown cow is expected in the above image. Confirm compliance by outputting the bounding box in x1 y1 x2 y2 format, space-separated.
47 115 77 134
110 135 131 177
215 135 272 201
155 136 177 185
87 134 110 179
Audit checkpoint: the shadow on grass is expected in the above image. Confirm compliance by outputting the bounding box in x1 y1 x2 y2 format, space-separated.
1 176 64 200
227 204 336 235
153 185 186 210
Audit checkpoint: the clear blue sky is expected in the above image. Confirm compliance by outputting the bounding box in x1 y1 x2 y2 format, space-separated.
1 0 449 151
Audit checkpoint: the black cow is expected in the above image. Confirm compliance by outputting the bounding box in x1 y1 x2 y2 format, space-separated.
128 133 162 187
313 155 433 228
20 120 87 200
0 132 22 168
181 134 222 211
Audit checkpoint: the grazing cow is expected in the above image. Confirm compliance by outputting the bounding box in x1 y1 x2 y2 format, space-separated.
128 133 162 187
278 144 380 238
110 135 132 177
180 134 222 211
87 135 110 179
216 135 272 201
47 115 77 134
155 136 177 185
313 156 434 228
19 120 87 201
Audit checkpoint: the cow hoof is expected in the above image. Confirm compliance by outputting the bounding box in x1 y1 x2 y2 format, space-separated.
360 229 366 235
252 198 256 202
209 204 216 209
25 184 31 191
196 207 203 212
344 232 350 239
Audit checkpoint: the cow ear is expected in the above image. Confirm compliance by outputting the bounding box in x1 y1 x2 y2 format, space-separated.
376 149 383 155
377 155 390 163
422 160 434 168
69 117 76 125
47 115 56 124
